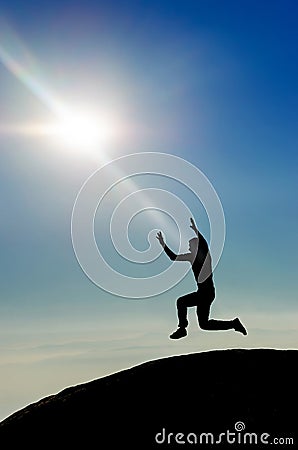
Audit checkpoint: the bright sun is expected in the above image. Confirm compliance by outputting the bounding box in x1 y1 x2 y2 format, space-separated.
51 110 114 150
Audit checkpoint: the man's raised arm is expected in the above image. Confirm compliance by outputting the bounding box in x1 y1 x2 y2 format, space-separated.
190 217 202 238
156 231 191 262
190 217 209 246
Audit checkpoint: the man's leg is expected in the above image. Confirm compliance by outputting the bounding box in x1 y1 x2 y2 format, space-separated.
170 292 199 339
197 294 247 334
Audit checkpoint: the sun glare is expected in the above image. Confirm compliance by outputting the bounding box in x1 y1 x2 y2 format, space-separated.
55 114 110 148
0 21 123 160
52 111 113 150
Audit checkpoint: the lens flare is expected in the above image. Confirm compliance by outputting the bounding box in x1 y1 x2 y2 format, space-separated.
50 111 114 150
0 19 119 156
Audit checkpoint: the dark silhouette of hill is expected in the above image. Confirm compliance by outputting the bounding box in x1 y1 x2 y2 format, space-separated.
0 349 297 448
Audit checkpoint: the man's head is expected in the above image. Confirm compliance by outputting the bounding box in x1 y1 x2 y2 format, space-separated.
188 237 199 255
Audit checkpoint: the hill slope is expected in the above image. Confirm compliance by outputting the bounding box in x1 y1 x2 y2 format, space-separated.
0 349 297 448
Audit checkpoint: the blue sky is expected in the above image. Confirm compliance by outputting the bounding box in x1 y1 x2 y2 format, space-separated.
0 0 297 420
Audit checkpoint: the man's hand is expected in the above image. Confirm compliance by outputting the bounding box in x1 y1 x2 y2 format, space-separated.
156 231 165 248
190 217 199 236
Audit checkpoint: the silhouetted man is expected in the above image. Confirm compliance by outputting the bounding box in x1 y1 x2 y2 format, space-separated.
156 218 247 339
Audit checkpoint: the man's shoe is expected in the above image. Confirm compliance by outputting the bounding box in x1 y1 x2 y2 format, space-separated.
169 328 187 340
233 318 247 335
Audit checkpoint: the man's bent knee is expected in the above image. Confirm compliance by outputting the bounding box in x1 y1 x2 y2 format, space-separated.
176 296 186 308
198 318 210 330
